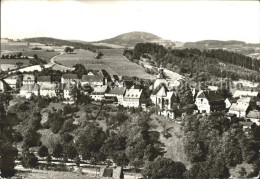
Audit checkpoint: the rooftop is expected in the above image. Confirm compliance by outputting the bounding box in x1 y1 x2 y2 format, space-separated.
108 87 126 95
82 75 103 82
37 76 51 82
229 103 249 112
62 73 78 79
124 88 143 98
197 90 224 102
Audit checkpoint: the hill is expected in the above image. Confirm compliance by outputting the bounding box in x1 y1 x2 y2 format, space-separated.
95 31 169 48
24 37 110 51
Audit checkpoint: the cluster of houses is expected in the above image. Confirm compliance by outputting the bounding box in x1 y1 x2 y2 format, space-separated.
1 65 260 126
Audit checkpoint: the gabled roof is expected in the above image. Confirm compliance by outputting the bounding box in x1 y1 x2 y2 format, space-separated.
108 87 126 95
82 75 103 82
40 83 57 90
237 97 255 103
229 103 249 112
124 88 143 99
23 74 35 81
197 90 224 102
62 74 78 79
93 85 107 93
0 79 12 91
37 76 51 82
246 110 260 119
20 84 39 91
152 83 168 95
233 90 259 98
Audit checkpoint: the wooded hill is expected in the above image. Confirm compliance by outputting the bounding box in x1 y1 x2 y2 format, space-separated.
126 43 260 81
25 37 110 51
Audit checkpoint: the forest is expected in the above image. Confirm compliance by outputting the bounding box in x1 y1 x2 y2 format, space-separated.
124 43 260 82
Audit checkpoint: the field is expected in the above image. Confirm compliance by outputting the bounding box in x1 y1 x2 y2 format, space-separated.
55 49 155 79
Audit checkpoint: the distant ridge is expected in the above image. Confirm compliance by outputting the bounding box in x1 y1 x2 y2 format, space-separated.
95 31 164 47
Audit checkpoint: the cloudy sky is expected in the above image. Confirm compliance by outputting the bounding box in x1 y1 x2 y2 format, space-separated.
1 0 260 43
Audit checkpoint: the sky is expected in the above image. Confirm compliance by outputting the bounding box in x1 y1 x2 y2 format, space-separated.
1 0 260 43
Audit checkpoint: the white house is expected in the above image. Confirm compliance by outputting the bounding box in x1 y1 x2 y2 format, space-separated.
23 74 35 85
40 83 57 97
63 83 75 100
4 76 18 90
233 90 259 99
122 88 145 108
20 84 40 98
61 74 80 84
81 75 103 87
246 110 260 125
228 103 249 118
105 87 126 105
195 90 225 113
90 85 108 101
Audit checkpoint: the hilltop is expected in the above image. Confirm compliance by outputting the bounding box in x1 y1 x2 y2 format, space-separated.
95 31 173 48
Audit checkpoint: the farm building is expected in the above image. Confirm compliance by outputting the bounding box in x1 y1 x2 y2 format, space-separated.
246 110 260 125
40 83 57 97
233 90 259 99
61 74 80 84
105 87 126 105
3 76 19 90
195 90 225 113
90 85 108 101
122 88 145 108
81 75 103 87
20 84 40 99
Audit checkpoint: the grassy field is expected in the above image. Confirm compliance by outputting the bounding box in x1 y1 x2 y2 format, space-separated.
55 49 155 79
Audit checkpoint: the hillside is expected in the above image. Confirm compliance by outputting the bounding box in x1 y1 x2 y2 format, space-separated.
24 37 110 50
95 31 167 47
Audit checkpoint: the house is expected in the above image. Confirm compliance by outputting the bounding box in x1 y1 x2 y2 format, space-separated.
99 166 123 179
23 74 35 84
150 84 177 110
246 110 260 125
40 83 57 97
61 74 79 84
122 88 145 108
105 87 126 105
37 76 51 85
233 90 259 99
228 103 250 118
81 75 103 87
4 76 19 90
90 85 108 101
237 97 256 108
208 85 219 91
195 90 225 113
20 84 40 98
0 79 12 92
63 83 76 100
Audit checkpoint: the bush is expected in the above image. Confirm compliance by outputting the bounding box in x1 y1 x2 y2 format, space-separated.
21 151 38 168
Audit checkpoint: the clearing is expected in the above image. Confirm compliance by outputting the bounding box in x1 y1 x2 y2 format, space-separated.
55 49 155 79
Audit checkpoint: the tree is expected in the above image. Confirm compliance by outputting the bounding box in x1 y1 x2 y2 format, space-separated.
46 155 52 166
63 144 78 160
73 64 86 78
61 132 74 144
38 145 49 158
75 124 106 160
52 143 63 159
33 54 38 60
21 150 38 168
16 62 23 69
64 47 74 53
74 156 81 167
142 157 186 179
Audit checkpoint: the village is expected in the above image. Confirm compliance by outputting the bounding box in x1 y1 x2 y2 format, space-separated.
1 61 260 128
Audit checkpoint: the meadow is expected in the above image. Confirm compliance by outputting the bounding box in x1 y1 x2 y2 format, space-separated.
55 49 155 79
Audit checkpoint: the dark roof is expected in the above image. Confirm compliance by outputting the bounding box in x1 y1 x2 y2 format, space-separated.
109 87 126 95
62 74 78 79
158 69 167 79
37 76 51 82
152 83 168 95
123 80 134 88
82 75 103 82
197 91 224 102
0 79 12 92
